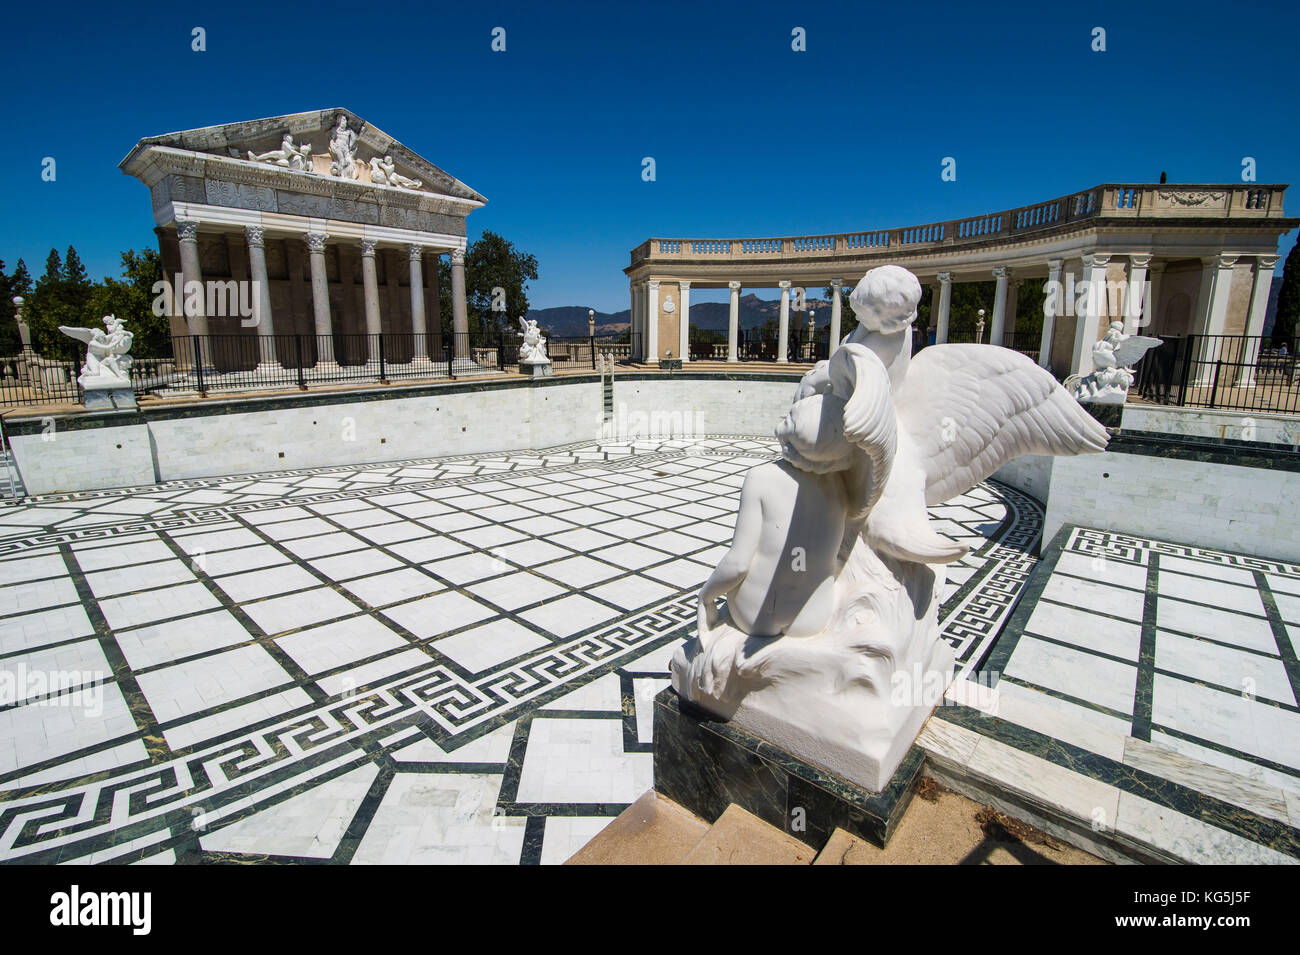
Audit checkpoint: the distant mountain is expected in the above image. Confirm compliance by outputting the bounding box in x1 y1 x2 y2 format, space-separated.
527 293 839 337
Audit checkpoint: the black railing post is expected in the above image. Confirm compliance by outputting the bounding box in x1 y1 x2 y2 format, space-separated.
447 339 456 380
1177 334 1195 406
590 334 596 370
295 334 307 390
378 333 387 384
1209 360 1223 410
193 336 206 396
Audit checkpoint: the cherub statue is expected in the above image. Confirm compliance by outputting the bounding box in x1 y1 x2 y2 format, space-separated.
60 314 134 386
1068 321 1162 404
369 155 422 190
248 133 312 172
676 265 1110 791
517 316 550 364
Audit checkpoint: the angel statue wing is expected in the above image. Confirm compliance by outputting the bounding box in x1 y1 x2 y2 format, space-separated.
58 325 99 345
825 343 897 519
517 315 530 334
1113 335 1162 368
866 344 1109 565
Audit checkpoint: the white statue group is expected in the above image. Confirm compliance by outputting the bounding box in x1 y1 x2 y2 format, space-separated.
60 314 134 388
1068 321 1162 404
246 116 423 190
674 265 1110 790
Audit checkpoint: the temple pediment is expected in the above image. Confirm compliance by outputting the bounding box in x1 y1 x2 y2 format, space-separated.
120 108 485 206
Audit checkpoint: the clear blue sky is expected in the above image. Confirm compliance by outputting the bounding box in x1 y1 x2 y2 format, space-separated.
2 0 1296 312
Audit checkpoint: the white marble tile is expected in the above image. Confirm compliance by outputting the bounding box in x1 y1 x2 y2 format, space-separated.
515 717 652 804
542 673 623 712
965 734 1121 831
1003 635 1137 716
519 595 619 638
241 587 359 635
382 591 496 640
1156 630 1293 704
1123 736 1289 823
1152 674 1300 772
1114 791 1296 864
276 616 412 675
1155 598 1277 653
1158 571 1265 617
1054 550 1148 591
432 619 551 673
990 680 1132 762
1040 574 1145 621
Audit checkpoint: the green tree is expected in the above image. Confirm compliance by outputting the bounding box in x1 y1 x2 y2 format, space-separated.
1273 241 1299 346
438 231 539 340
88 249 167 358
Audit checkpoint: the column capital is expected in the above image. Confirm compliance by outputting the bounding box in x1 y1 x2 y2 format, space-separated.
647 279 660 291
360 239 378 257
829 278 843 288
1082 252 1112 268
992 266 1011 279
407 243 424 261
1047 258 1064 273
1256 254 1279 270
450 247 465 265
678 280 691 290
937 271 952 283
1128 253 1153 268
176 219 200 242
778 280 792 290
728 281 742 290
1205 253 1239 269
244 225 265 248
305 232 329 254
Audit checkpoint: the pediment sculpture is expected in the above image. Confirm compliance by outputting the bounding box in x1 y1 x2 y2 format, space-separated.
247 133 313 173
329 115 360 179
673 265 1109 790
369 155 422 190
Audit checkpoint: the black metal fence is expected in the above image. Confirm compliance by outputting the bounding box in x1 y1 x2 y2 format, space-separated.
1133 334 1300 414
0 340 85 410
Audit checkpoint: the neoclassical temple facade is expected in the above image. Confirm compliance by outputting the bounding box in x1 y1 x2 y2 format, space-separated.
625 183 1297 379
121 108 485 367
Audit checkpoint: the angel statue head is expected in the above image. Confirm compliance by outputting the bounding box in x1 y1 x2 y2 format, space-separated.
848 265 922 335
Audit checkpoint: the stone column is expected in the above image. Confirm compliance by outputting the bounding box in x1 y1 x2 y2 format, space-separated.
1040 258 1063 368
1125 254 1152 335
829 279 843 355
450 247 469 361
778 281 791 362
360 240 382 360
306 232 334 365
990 267 1011 346
728 281 741 362
934 272 953 344
424 251 442 357
245 226 278 368
175 219 209 340
1192 254 1238 385
646 280 660 364
679 281 691 362
628 282 639 361
408 244 429 361
1238 255 1279 387
1070 253 1111 377
1145 262 1165 334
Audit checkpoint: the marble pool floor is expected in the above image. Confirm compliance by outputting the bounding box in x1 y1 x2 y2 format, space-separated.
0 434 1294 864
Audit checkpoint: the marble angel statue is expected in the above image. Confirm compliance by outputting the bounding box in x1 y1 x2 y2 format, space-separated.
517 316 550 364
1068 321 1162 404
676 265 1109 790
60 314 134 386
248 134 313 172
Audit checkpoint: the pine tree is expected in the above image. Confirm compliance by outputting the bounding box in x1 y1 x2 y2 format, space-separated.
10 259 32 298
1273 241 1299 347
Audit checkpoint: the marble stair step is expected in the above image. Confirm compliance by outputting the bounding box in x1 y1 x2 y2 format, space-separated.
565 791 710 865
566 792 816 865
680 804 816 865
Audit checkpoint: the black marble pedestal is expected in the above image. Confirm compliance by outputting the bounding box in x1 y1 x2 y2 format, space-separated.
653 687 925 850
